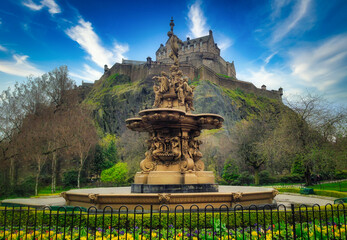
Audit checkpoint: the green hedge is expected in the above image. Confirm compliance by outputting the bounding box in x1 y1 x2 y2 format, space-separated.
277 187 347 198
313 189 347 198
1 205 346 229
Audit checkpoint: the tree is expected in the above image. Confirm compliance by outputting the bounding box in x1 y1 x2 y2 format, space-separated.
231 119 267 185
68 104 98 188
91 134 119 178
230 104 284 185
283 94 346 185
18 107 51 195
0 65 101 196
222 158 240 185
0 77 48 186
45 66 76 193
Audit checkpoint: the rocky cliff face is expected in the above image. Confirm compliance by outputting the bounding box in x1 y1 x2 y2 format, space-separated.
84 73 285 176
85 73 155 135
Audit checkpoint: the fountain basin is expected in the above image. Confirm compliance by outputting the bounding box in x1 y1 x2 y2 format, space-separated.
61 186 278 210
126 108 223 132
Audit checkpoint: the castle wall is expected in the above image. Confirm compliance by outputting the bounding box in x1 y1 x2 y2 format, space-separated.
100 62 282 101
198 66 282 100
101 63 149 83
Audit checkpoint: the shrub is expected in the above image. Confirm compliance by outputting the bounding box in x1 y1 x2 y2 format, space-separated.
238 171 254 185
221 159 240 185
259 170 276 185
100 162 128 185
62 170 87 188
335 170 347 180
12 177 36 197
280 174 304 183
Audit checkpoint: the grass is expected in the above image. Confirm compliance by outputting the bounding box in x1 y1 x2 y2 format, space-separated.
311 180 347 192
276 187 347 199
220 86 282 121
34 186 67 197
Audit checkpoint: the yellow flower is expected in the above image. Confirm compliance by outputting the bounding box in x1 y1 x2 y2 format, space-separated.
251 231 258 236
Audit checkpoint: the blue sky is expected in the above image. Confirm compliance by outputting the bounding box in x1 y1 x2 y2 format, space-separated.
0 0 347 106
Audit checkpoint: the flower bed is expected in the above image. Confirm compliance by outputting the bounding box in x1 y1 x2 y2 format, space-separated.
1 220 346 240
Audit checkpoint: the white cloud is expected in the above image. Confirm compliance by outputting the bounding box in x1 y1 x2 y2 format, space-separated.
270 0 291 20
264 51 278 65
187 0 209 38
238 65 305 99
290 34 347 90
215 35 232 52
0 54 44 77
271 0 311 43
0 45 7 52
22 0 61 14
239 66 281 89
70 64 103 82
65 18 128 68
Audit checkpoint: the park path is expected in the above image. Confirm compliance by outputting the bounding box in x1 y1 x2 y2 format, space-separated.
219 186 335 207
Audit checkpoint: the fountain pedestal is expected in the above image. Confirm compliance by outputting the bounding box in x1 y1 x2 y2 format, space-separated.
132 170 218 193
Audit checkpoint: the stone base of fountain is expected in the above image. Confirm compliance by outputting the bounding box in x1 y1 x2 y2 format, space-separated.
61 187 278 210
131 170 218 193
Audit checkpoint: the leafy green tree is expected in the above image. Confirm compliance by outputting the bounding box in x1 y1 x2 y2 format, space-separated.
291 155 305 175
232 119 272 185
222 159 240 185
92 134 119 177
100 162 128 185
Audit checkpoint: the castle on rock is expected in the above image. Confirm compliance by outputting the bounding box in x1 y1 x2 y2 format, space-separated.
97 26 283 100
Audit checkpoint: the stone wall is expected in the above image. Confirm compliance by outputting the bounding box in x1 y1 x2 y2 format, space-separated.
198 66 283 100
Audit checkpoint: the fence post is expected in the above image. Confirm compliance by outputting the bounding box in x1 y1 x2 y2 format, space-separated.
291 204 296 240
149 205 153 240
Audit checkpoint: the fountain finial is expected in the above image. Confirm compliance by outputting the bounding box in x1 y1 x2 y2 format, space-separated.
170 17 175 32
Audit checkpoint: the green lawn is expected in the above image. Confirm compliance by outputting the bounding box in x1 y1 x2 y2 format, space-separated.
34 186 67 197
311 180 347 192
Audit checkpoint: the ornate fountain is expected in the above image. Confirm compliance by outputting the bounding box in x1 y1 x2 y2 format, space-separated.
126 19 223 193
61 19 278 210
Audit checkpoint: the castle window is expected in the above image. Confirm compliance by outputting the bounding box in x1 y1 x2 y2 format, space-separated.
158 52 161 56
200 41 202 47
194 43 196 48
188 45 190 50
182 46 184 51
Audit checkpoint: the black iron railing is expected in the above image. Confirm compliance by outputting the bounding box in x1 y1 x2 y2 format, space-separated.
0 203 346 239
